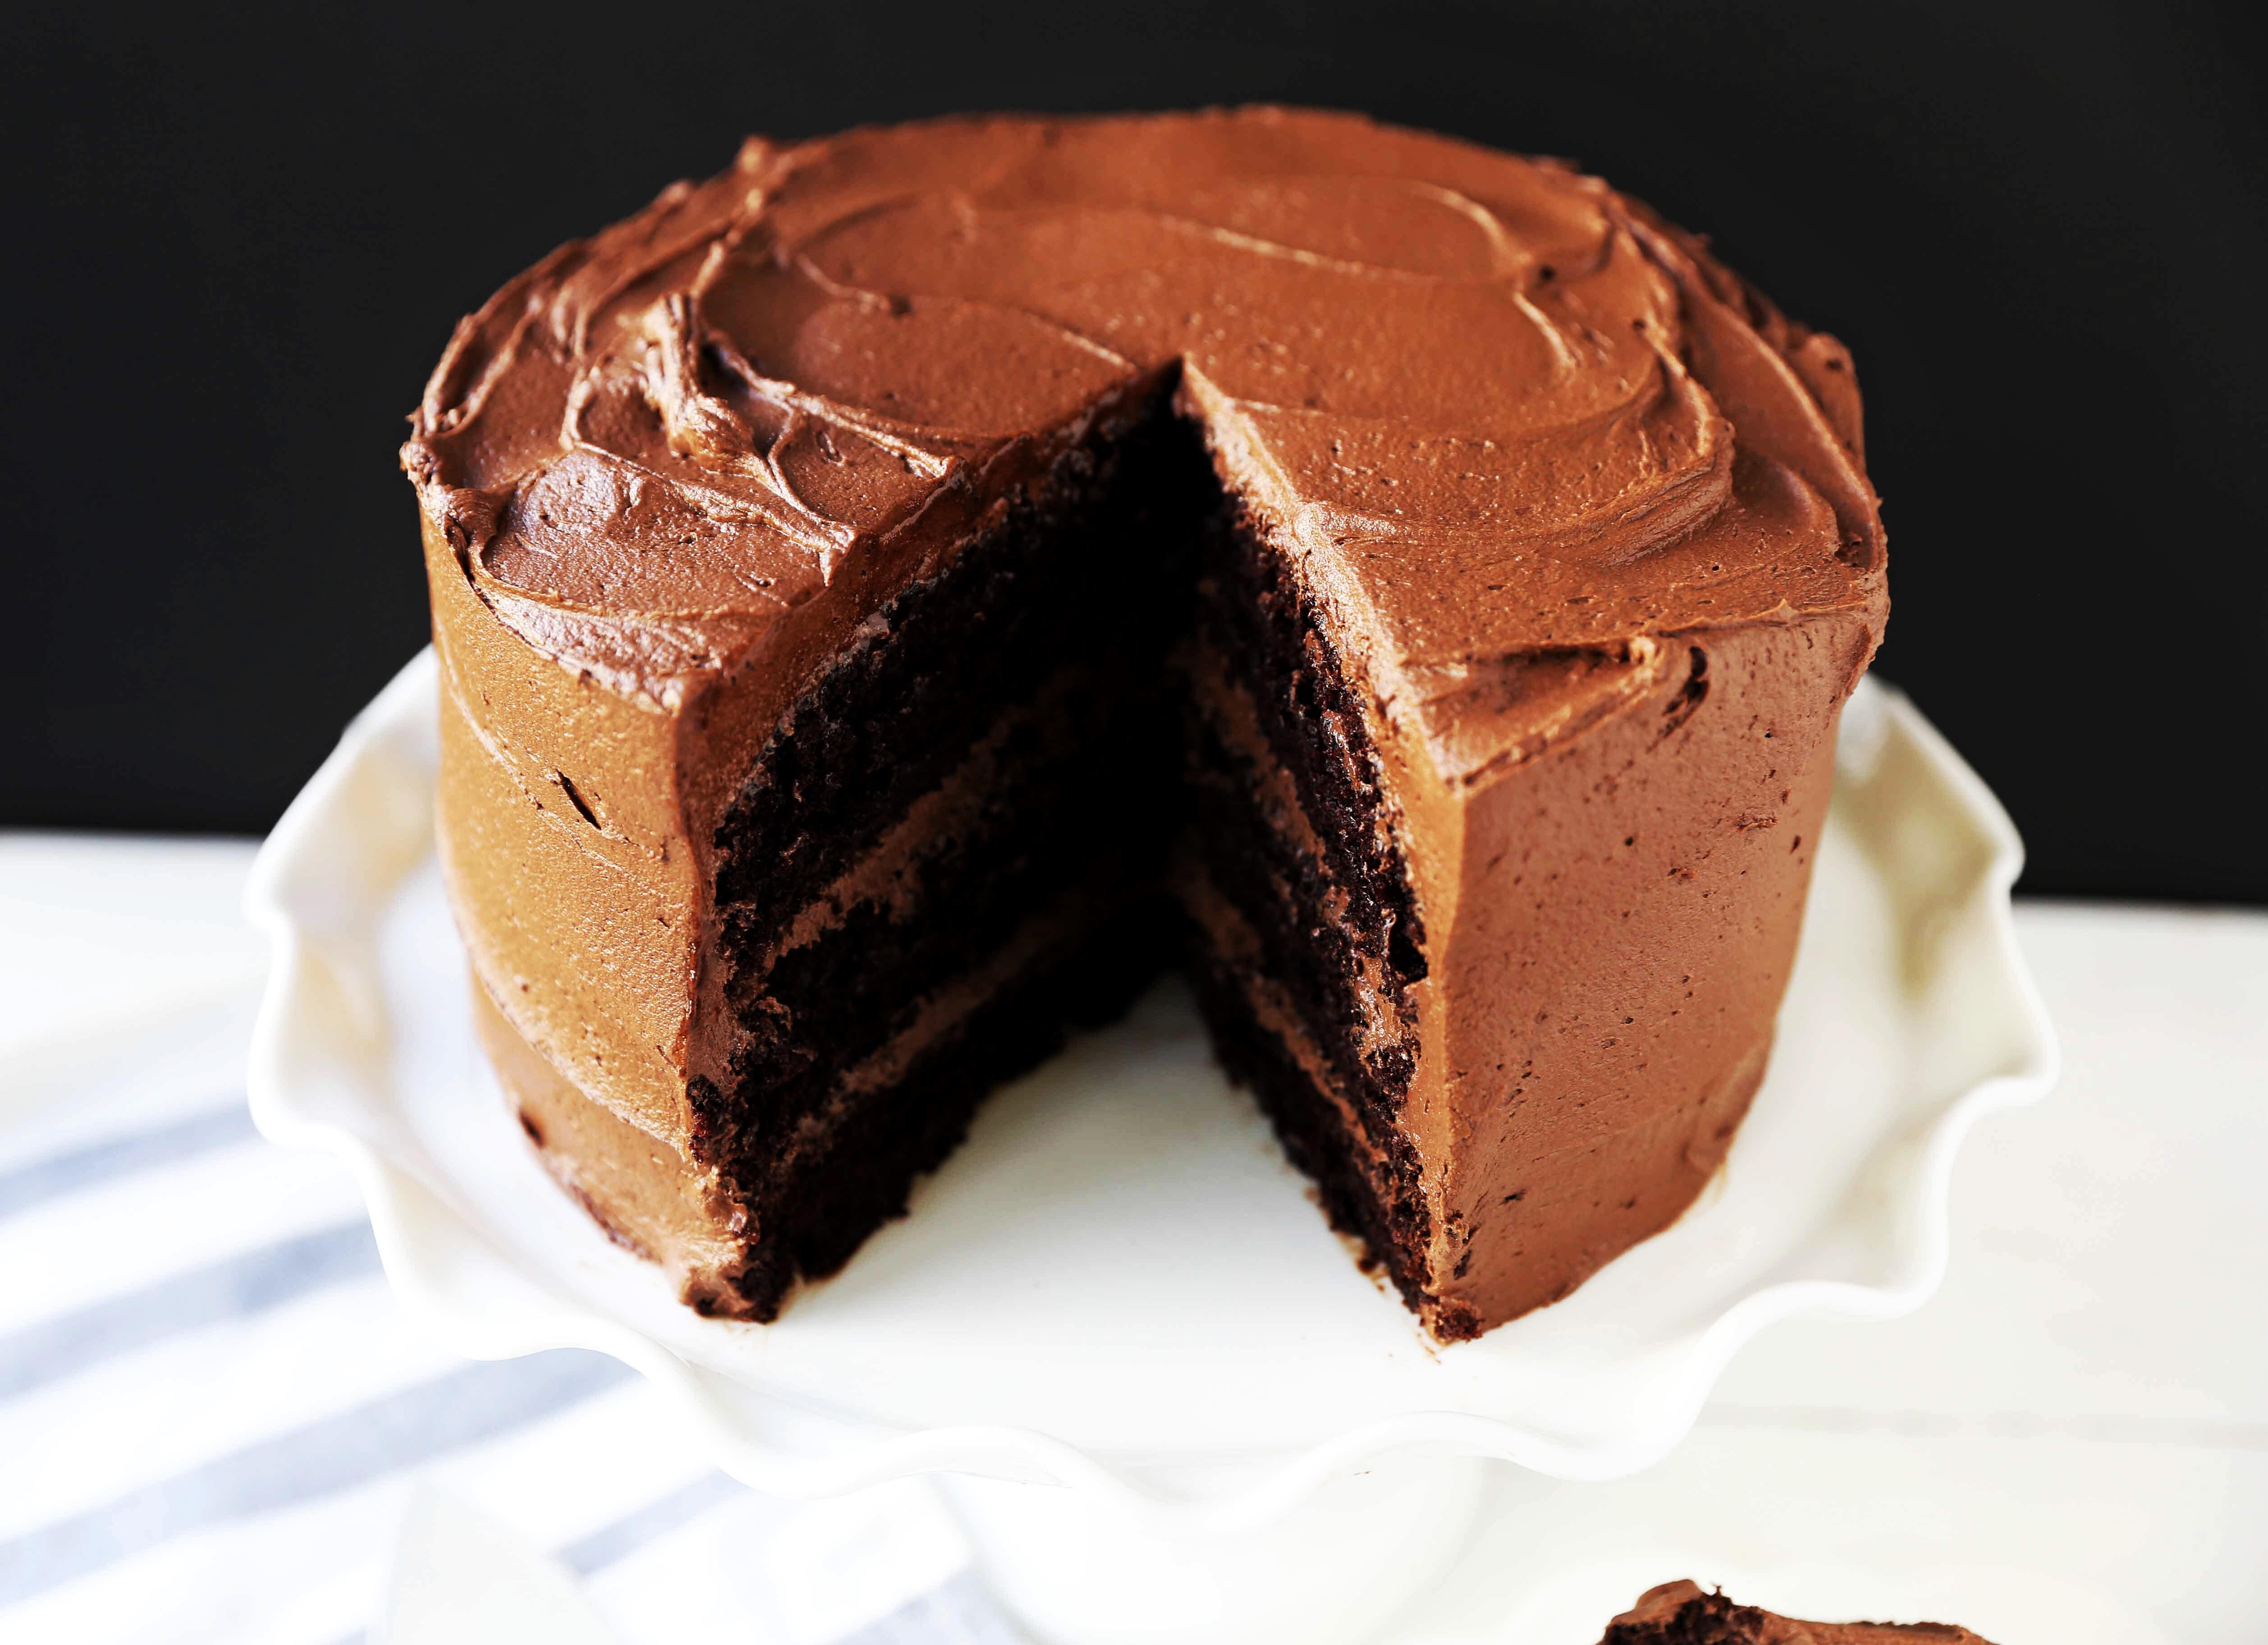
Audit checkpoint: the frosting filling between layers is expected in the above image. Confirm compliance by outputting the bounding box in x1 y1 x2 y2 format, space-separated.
1177 863 1422 1306
723 669 1143 1129
1176 705 1442 1318
1181 642 1413 1091
709 887 1163 1317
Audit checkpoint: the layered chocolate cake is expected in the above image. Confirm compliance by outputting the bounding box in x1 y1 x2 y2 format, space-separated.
1600 1582 1996 1644
404 108 1886 1339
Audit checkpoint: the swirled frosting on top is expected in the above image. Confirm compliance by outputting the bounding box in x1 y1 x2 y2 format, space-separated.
403 107 1883 789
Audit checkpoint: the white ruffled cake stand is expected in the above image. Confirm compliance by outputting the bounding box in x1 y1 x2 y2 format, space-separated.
246 653 2055 1645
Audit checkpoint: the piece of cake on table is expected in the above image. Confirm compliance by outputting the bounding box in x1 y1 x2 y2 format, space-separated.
403 108 1887 1339
1601 1581 1997 1643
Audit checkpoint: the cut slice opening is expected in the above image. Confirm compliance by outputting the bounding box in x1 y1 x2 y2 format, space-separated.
698 374 1447 1328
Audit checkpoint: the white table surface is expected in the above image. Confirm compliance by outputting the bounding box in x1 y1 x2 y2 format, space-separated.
0 832 2261 1645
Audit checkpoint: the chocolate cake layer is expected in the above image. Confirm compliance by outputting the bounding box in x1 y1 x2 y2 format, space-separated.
408 109 1888 1337
700 882 1152 1319
1178 634 1439 1317
723 672 1159 1140
1600 1581 1996 1644
1181 875 1427 1315
711 384 1206 950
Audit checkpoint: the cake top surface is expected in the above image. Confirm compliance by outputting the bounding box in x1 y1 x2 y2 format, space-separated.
1602 1581 1997 1645
404 108 1883 782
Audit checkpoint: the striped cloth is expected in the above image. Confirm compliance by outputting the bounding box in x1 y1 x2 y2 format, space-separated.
0 836 1019 1644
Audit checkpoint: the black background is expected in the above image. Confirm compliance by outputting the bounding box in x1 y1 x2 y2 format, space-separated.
3 0 2261 901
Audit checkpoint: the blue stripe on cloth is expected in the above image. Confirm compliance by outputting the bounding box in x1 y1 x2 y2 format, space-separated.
308 1471 751 1645
0 1104 255 1221
0 1221 382 1399
559 1469 746 1576
840 1568 1025 1644
0 1348 634 1605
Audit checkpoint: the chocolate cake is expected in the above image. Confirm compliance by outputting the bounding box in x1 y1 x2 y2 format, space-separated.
404 108 1887 1339
1601 1581 1996 1644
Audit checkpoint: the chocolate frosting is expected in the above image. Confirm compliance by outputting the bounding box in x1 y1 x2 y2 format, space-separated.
405 107 1881 782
